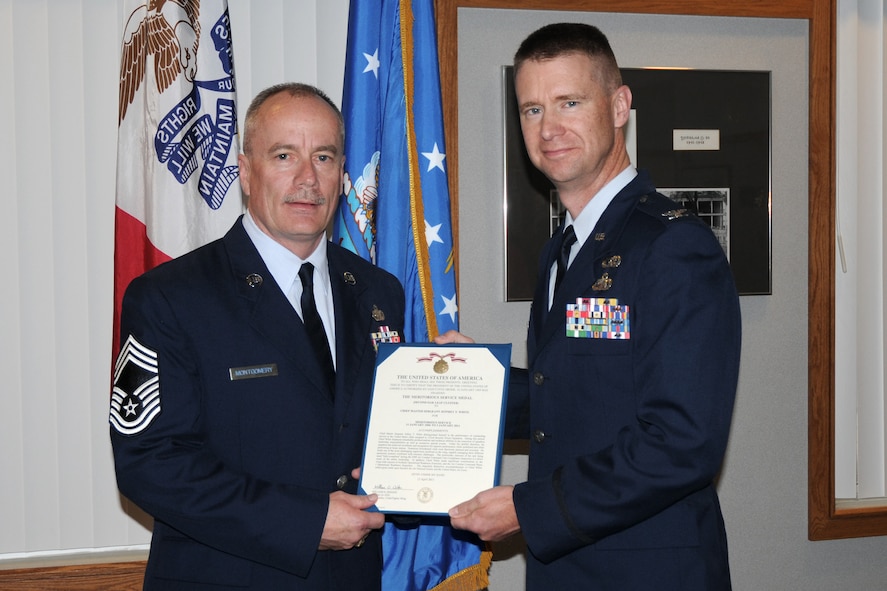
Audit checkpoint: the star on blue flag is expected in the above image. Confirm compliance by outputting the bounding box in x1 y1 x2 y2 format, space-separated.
422 142 446 173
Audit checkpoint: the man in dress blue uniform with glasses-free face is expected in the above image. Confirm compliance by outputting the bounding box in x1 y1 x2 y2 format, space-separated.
110 83 404 590
438 23 741 590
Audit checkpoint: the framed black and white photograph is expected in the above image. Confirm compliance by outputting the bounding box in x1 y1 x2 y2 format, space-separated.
503 66 772 299
659 187 731 258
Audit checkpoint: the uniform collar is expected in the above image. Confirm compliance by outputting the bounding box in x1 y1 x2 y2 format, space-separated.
241 210 331 301
566 166 637 249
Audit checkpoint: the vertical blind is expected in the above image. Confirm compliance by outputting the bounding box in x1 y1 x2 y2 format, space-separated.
0 0 348 561
834 0 887 500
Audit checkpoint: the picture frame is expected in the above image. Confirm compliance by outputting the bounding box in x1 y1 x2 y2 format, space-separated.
503 66 772 299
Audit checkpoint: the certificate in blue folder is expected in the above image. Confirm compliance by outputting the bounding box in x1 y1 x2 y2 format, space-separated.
358 343 511 515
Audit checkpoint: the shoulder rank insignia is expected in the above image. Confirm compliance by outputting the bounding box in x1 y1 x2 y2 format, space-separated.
662 208 690 220
110 335 161 436
592 272 613 291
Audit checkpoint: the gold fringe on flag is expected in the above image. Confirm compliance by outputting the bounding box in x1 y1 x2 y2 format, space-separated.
399 0 439 340
429 548 492 591
399 2 489 587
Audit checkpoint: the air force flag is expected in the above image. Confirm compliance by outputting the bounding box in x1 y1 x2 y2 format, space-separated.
335 1 489 589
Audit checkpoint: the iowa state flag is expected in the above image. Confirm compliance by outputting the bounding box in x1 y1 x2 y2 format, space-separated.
335 0 489 589
114 0 243 359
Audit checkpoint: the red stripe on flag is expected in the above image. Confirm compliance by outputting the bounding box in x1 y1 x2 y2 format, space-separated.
111 206 171 364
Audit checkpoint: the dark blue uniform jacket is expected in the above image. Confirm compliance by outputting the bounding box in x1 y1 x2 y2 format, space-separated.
509 171 741 590
111 218 405 590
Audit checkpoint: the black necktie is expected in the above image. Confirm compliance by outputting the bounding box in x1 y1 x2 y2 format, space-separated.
299 263 335 394
554 225 577 295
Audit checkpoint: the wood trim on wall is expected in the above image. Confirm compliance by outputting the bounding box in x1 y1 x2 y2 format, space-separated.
433 0 874 540
802 0 887 541
0 561 145 591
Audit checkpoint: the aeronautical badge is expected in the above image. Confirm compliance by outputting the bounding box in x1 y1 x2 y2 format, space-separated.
370 326 401 352
109 335 161 436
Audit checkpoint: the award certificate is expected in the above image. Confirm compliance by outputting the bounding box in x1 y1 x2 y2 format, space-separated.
359 343 511 515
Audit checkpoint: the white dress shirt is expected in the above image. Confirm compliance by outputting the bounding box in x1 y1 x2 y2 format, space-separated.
548 166 638 307
242 211 337 368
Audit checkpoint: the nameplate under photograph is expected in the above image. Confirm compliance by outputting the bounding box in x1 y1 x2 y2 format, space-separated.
359 343 511 515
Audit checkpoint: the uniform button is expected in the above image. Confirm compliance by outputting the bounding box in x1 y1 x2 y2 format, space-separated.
533 372 544 386
336 475 348 489
533 430 546 443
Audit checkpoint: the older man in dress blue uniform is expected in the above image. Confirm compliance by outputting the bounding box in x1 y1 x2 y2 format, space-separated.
111 83 404 590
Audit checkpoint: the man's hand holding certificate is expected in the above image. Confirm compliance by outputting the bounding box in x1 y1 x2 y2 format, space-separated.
358 343 511 515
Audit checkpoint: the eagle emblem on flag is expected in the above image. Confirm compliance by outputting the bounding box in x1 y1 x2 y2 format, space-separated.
118 0 239 210
342 151 381 261
119 0 202 125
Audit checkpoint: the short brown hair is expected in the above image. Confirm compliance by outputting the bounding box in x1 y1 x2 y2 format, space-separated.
514 23 622 91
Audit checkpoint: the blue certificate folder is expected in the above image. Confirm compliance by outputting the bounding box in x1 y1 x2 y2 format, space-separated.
358 342 512 515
